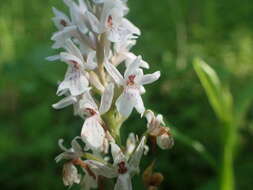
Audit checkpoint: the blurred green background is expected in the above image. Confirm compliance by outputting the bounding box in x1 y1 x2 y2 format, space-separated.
1 0 253 189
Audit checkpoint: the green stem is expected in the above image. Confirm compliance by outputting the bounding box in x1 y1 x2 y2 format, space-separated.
102 106 125 145
220 122 237 190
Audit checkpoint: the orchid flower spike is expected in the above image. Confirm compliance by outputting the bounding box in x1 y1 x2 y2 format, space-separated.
49 0 173 189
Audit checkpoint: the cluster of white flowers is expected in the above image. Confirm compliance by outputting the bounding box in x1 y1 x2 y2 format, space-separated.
48 0 173 189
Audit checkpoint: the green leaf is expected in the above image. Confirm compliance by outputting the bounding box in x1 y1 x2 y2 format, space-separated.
193 58 233 123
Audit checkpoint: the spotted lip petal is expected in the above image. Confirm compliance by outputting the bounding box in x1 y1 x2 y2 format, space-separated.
115 89 136 118
81 116 106 152
56 67 89 96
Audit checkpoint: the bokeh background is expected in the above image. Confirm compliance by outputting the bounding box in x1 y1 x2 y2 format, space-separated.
1 0 253 189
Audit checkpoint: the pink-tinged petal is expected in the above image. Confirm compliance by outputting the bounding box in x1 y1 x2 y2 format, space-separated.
115 90 136 118
140 71 160 85
63 163 81 186
124 56 142 78
52 96 77 109
114 173 132 190
134 92 145 116
104 62 124 85
85 160 117 178
99 83 114 114
156 132 174 150
81 116 105 152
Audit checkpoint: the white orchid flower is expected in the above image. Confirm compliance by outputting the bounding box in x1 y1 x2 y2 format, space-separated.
105 56 160 117
86 136 146 190
51 39 98 97
145 110 174 149
62 162 81 186
84 0 139 42
100 0 140 42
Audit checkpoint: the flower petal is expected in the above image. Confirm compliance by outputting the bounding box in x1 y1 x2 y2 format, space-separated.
124 56 142 78
46 55 60 61
104 62 124 85
64 39 84 62
99 83 114 114
85 11 103 33
145 110 155 124
134 92 145 116
114 173 132 190
51 26 78 49
52 96 77 109
126 133 136 157
121 18 140 36
63 163 81 186
115 90 135 118
57 67 89 96
85 160 117 178
129 136 146 174
60 52 83 67
81 116 105 152
86 51 98 70
52 7 71 30
156 131 174 150
140 71 160 85
111 142 126 164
